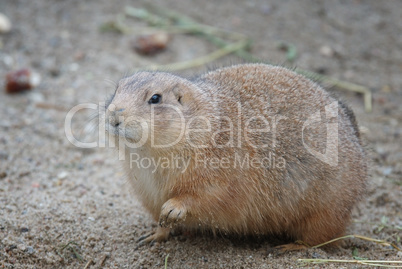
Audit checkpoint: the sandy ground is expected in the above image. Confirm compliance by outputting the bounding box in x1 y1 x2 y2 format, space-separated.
0 0 401 268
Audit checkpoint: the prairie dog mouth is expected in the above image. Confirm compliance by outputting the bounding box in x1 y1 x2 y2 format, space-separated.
105 123 121 136
105 116 149 144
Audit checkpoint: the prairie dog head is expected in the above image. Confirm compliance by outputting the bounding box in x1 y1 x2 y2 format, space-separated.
105 72 207 149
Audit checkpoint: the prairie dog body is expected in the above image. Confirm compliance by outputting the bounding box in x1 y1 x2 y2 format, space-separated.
105 64 367 247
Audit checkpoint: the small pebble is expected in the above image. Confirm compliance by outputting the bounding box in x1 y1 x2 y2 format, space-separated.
69 63 79 72
315 66 328 75
131 32 170 55
319 45 334 57
57 171 68 180
28 92 45 103
49 67 61 77
5 69 41 94
359 126 369 135
6 245 17 251
2 55 14 67
26 246 35 254
311 252 321 258
0 13 11 33
381 167 393 176
343 70 356 80
381 85 391 93
74 51 86 61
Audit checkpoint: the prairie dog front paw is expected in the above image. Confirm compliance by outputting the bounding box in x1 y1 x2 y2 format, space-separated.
137 226 170 244
159 198 188 227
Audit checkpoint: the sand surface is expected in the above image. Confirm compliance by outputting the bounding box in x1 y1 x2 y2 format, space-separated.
0 0 401 268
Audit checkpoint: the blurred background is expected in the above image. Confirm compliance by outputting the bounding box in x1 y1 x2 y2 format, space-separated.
0 0 401 268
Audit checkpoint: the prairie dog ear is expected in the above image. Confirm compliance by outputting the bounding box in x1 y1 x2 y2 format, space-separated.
172 83 194 105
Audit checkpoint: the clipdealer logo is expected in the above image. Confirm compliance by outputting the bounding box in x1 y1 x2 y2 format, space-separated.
64 101 339 167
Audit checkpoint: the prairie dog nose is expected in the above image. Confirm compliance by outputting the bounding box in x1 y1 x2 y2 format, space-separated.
109 115 121 127
107 104 125 127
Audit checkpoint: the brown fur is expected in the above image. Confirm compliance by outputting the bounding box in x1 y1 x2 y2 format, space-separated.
104 64 367 247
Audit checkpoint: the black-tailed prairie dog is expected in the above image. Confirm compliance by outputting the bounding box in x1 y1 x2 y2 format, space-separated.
104 63 367 250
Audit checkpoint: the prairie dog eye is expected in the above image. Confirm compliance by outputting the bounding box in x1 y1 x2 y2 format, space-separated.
148 94 162 104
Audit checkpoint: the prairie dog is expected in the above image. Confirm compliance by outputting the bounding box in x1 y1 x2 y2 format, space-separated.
104 64 367 249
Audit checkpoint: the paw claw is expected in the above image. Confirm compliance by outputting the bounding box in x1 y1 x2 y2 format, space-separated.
136 227 170 246
166 209 174 221
137 232 153 243
159 199 187 228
